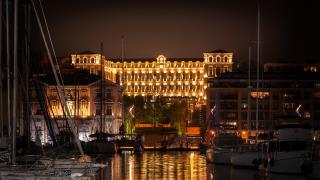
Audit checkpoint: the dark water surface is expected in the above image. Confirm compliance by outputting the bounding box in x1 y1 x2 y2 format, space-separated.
95 151 306 180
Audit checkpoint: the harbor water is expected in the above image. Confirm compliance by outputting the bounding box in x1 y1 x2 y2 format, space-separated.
95 151 306 180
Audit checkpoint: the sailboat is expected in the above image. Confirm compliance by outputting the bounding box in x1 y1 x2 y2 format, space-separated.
1 0 105 179
85 43 117 154
230 0 270 168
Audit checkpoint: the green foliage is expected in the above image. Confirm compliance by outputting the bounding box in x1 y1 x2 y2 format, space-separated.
123 96 190 134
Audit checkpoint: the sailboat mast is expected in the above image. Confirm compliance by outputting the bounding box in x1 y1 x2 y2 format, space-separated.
100 42 104 133
0 0 3 137
12 0 18 165
31 0 84 155
247 47 251 133
255 0 261 132
6 0 11 139
121 36 125 133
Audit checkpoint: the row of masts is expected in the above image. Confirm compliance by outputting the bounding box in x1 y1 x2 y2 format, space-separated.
0 0 20 165
1 0 88 165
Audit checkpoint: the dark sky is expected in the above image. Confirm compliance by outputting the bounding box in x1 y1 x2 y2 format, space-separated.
32 0 319 63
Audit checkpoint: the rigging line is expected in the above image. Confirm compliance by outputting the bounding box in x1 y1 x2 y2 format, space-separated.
37 0 64 86
31 0 84 155
17 67 58 150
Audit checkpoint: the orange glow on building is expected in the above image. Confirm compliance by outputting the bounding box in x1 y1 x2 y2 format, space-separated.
71 50 234 103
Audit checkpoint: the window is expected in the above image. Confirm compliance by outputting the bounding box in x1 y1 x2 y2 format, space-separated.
106 89 112 100
106 105 112 116
224 56 228 62
91 58 95 63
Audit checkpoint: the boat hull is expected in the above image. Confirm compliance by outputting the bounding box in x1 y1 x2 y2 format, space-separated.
206 148 232 164
231 151 261 168
268 151 307 174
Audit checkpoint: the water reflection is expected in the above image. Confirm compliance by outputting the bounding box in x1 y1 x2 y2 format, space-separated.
208 164 307 180
99 151 207 180
96 152 307 180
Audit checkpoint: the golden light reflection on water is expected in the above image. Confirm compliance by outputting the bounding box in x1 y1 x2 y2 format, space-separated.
101 151 207 180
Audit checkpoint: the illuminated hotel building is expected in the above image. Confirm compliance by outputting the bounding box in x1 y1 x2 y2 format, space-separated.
30 71 123 143
70 49 234 103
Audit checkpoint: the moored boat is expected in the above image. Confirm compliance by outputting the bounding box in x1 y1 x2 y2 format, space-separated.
206 133 243 164
261 124 313 174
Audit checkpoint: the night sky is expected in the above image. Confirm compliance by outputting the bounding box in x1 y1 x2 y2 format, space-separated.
32 0 319 63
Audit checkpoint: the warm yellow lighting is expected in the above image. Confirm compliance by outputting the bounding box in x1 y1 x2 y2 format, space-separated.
251 91 269 99
210 130 215 136
72 52 233 101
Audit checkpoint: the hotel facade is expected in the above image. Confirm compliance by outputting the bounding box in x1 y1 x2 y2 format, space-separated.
70 50 234 104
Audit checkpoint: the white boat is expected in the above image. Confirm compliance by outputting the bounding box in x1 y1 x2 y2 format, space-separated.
231 144 265 168
303 142 320 178
206 133 243 164
262 124 313 174
38 155 106 174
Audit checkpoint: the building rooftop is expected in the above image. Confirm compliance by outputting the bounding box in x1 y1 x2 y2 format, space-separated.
75 50 99 55
41 69 101 86
206 49 230 53
214 71 320 80
108 57 204 63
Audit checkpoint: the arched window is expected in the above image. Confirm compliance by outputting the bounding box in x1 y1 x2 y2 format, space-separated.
84 58 88 63
208 57 213 62
91 58 95 63
224 56 228 62
217 57 221 62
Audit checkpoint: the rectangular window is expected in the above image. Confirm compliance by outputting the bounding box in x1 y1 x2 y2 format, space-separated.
106 105 112 115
